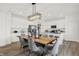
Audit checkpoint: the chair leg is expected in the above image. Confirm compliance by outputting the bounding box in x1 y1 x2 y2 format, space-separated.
19 45 24 53
28 50 32 56
22 47 31 56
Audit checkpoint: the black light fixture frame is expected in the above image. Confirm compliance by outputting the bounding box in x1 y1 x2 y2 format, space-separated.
32 3 36 5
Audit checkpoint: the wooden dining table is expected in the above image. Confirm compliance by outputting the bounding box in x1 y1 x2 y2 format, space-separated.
19 34 56 56
21 34 56 45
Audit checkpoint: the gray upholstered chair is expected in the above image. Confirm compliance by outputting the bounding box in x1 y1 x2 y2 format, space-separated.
18 36 29 52
43 39 57 56
28 37 43 56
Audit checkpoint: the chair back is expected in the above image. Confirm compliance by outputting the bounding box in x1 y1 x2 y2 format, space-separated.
18 36 28 47
28 37 40 52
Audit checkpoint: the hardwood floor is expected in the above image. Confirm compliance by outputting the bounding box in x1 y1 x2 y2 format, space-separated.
0 42 29 56
58 40 79 56
0 40 79 56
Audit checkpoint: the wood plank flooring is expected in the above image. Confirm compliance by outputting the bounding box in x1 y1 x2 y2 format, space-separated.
0 42 29 56
58 40 79 56
0 40 79 56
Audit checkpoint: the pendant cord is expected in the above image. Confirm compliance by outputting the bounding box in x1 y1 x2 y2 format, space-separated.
32 3 36 14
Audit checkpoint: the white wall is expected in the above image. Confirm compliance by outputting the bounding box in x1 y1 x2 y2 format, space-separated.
0 12 11 46
11 16 29 42
65 14 79 42
0 12 32 46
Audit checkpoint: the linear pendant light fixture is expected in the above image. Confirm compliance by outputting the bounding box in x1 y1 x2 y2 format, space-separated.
28 3 41 21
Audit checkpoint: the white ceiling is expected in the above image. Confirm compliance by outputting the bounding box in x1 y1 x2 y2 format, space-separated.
0 3 79 20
